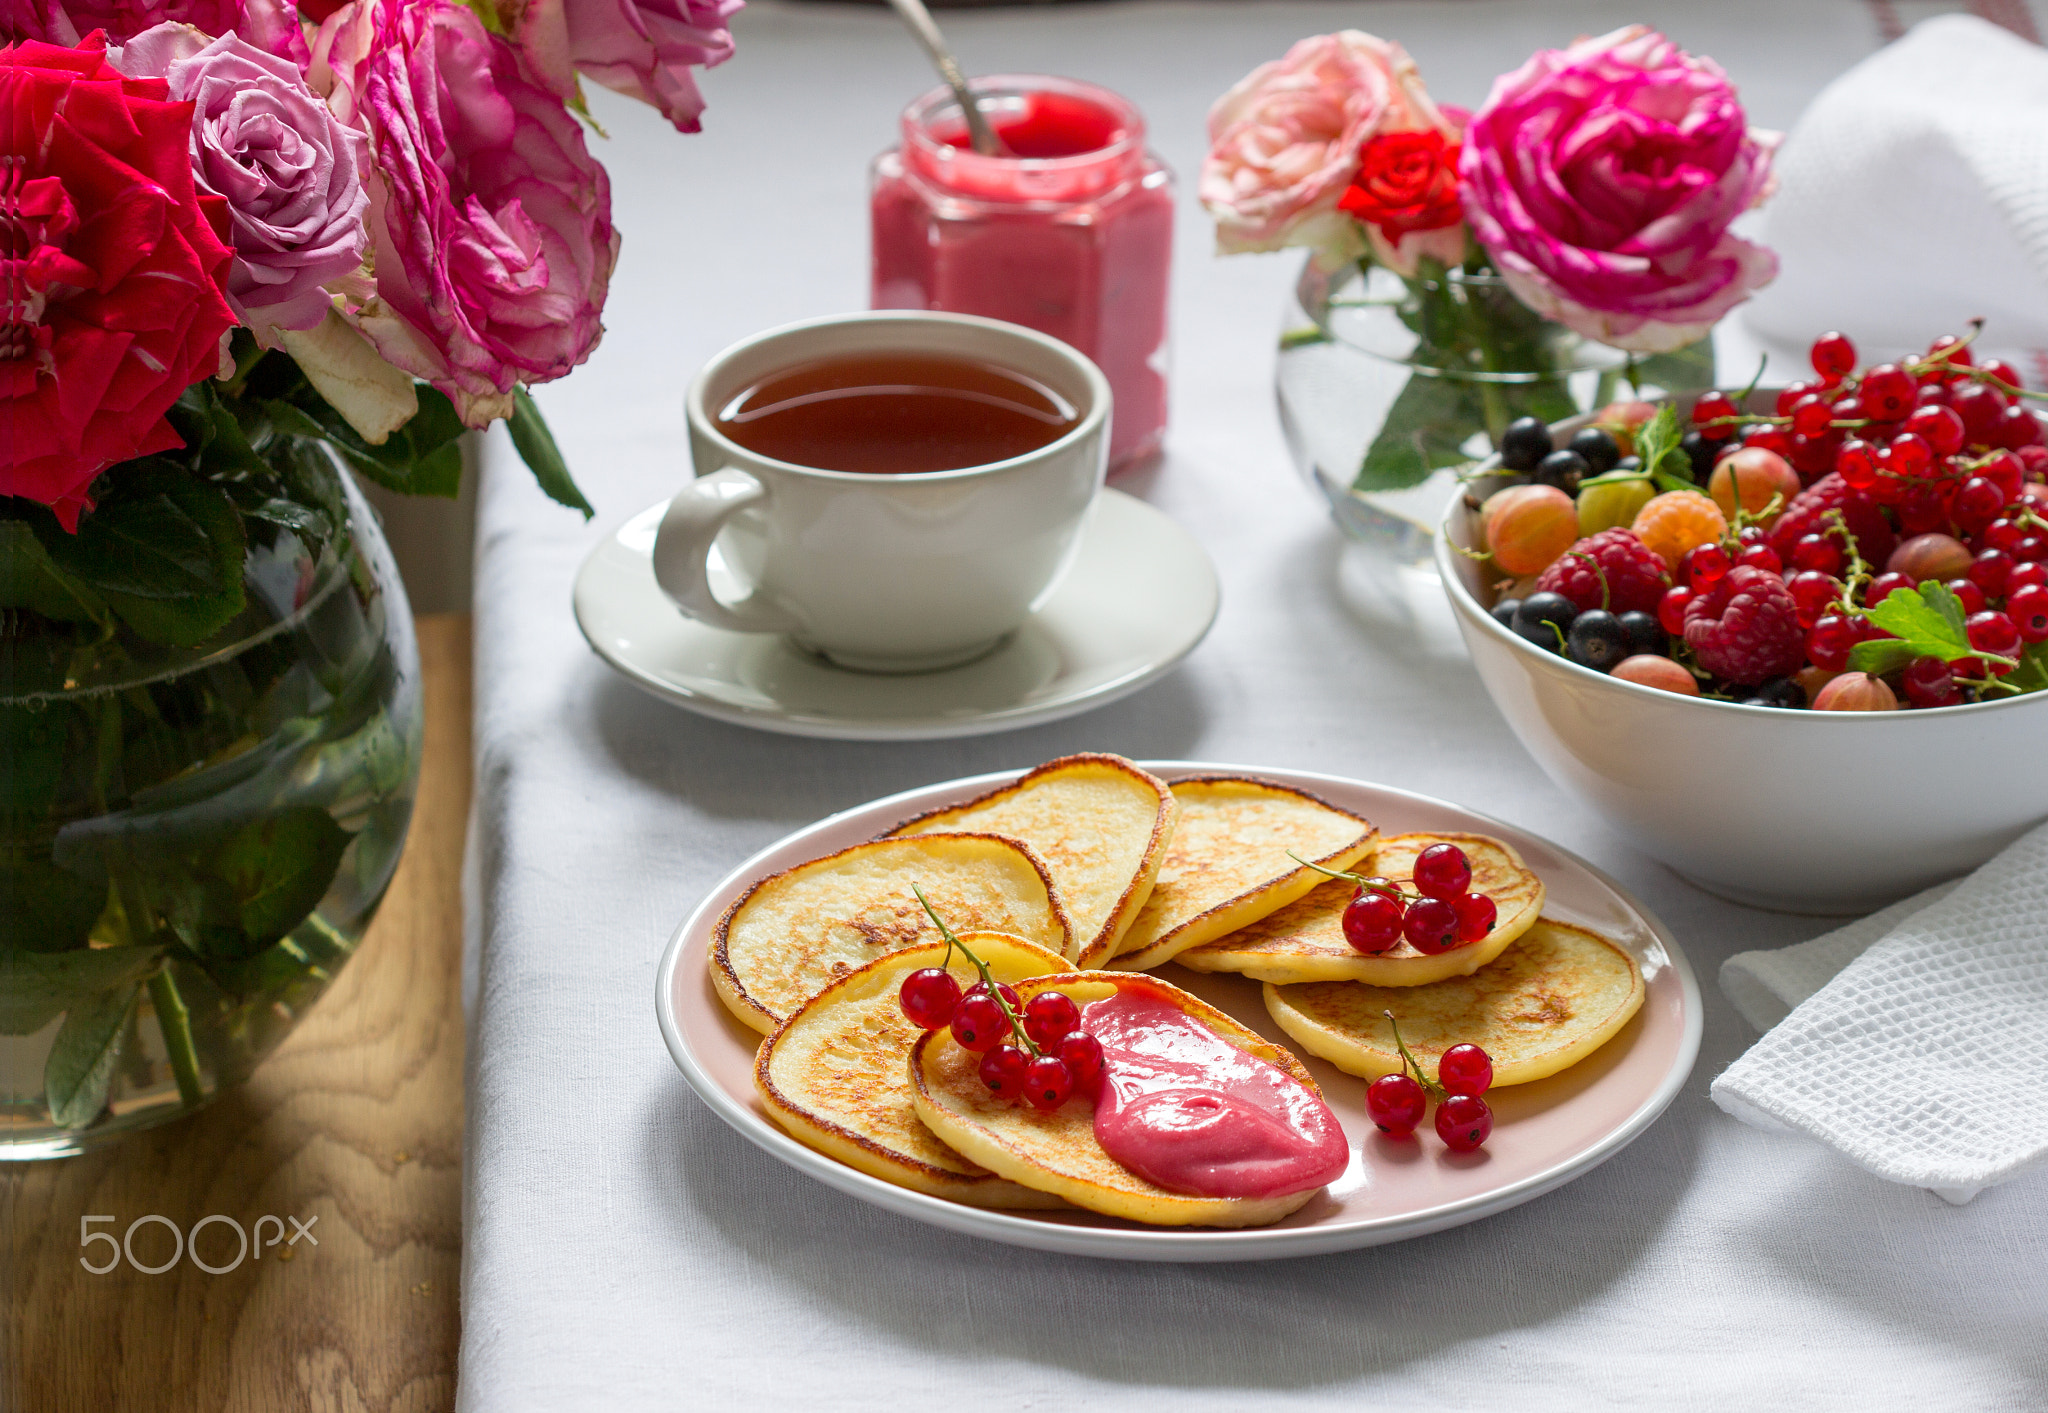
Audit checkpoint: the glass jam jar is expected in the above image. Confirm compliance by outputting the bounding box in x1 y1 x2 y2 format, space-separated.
871 75 1174 468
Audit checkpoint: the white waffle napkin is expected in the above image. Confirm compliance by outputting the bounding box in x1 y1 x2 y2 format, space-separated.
1712 821 2048 1206
1738 13 2048 361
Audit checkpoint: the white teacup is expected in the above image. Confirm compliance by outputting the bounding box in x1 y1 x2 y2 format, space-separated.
651 311 1111 673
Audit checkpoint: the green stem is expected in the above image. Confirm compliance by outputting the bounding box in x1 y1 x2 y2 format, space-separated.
147 969 206 1109
911 884 1036 1054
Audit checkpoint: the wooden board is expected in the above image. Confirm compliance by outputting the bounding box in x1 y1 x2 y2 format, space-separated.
0 613 473 1413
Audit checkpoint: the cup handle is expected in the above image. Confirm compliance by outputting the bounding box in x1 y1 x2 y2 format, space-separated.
649 467 800 634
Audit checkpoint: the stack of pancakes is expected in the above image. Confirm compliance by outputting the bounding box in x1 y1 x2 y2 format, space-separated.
711 753 1642 1227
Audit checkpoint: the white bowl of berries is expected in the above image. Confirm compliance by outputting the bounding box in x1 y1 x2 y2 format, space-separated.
1436 330 2048 914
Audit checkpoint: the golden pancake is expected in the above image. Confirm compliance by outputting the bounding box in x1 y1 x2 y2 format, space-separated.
1176 832 1544 985
886 754 1175 968
711 834 1071 1035
1262 917 1644 1087
1111 776 1375 971
756 933 1074 1207
910 971 1339 1227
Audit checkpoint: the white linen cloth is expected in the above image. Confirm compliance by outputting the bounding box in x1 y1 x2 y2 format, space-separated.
1713 824 2048 1206
462 5 2048 1410
1738 13 2048 363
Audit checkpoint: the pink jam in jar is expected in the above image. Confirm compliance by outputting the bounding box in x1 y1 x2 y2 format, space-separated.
871 75 1174 469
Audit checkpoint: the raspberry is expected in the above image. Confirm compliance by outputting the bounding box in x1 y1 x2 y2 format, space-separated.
1684 566 1808 684
1768 473 1897 570
1532 528 1671 615
1631 490 1727 568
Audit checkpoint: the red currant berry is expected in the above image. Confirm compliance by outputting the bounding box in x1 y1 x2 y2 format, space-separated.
1734 541 1780 574
1341 890 1404 954
978 1043 1030 1098
1789 534 1843 576
1905 404 1967 456
1401 897 1461 954
1807 615 1857 673
1810 332 1856 380
1967 610 2023 665
1866 571 1915 605
1985 519 2025 553
1980 358 2024 391
1023 1055 1074 1111
1022 990 1080 1048
1412 843 1473 900
1692 390 1738 429
1774 382 1816 416
900 968 964 1030
1995 404 2044 450
1969 548 2015 598
2009 561 2048 593
950 994 1009 1053
1787 570 1840 627
1901 655 1959 708
1953 477 2005 535
1053 1031 1105 1096
1835 439 1879 491
1916 382 1952 407
1745 426 1793 458
1943 578 1987 615
1658 585 1693 636
1861 364 1916 420
1438 1043 1495 1097
1451 891 1497 942
1897 482 1949 535
1952 383 2008 443
1435 1094 1494 1152
1366 1073 1427 1137
1790 395 1834 439
1887 432 1933 478
966 980 1021 1011
2021 533 2048 564
1979 451 2025 501
1681 543 1730 590
2008 584 2048 643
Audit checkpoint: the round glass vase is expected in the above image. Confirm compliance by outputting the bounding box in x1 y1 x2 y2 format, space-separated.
1277 258 1711 622
0 464 423 1158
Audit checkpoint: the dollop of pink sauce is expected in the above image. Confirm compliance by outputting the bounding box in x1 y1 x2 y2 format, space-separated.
1084 991 1349 1200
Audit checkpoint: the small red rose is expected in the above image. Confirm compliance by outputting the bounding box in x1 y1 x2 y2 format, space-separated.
1337 129 1463 241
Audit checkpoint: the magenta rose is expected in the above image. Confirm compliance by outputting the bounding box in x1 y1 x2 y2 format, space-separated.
112 25 369 340
1 0 309 67
1459 25 1779 353
512 0 741 134
313 0 619 425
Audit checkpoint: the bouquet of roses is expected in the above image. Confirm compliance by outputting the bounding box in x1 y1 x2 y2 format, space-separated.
1 0 738 646
1204 26 1779 489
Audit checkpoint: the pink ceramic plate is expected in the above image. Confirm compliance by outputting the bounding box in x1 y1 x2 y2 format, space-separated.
654 764 1701 1261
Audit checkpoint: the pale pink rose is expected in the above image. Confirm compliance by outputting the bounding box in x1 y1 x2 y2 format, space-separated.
313 0 619 426
1459 25 1779 353
1201 30 1454 267
112 24 369 340
510 0 740 134
1 0 309 67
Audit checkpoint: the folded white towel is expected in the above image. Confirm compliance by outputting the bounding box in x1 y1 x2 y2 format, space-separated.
1712 821 2048 1206
1738 13 2048 362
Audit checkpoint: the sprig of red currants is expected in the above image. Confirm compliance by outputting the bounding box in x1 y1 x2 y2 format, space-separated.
899 886 1104 1111
1364 1011 1494 1153
1291 844 1497 955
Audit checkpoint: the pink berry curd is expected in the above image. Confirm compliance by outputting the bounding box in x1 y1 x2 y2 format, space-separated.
870 75 1174 469
1082 988 1348 1200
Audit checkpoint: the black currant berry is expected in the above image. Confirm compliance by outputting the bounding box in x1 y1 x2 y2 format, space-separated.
1536 449 1591 494
1491 597 1522 630
1567 427 1620 475
1567 610 1631 671
1499 416 1553 473
1678 428 1715 483
1512 592 1577 653
1750 676 1804 709
1616 610 1667 658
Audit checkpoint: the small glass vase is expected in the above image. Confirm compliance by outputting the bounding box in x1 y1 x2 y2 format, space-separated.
0 460 422 1158
1277 258 1712 622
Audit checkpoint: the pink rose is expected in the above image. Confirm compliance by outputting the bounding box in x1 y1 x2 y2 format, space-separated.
1 0 309 67
112 25 369 340
1459 25 1779 354
313 0 619 426
510 0 740 134
1201 30 1454 268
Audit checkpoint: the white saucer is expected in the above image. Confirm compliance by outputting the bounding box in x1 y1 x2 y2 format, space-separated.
572 488 1220 740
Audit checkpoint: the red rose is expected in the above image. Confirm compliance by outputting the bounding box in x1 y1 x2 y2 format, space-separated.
0 37 236 530
1337 129 1463 241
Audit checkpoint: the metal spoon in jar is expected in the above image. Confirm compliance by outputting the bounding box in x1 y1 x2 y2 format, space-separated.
884 0 1003 156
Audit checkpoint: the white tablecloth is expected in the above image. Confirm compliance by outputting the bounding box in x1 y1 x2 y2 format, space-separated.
460 4 2048 1408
